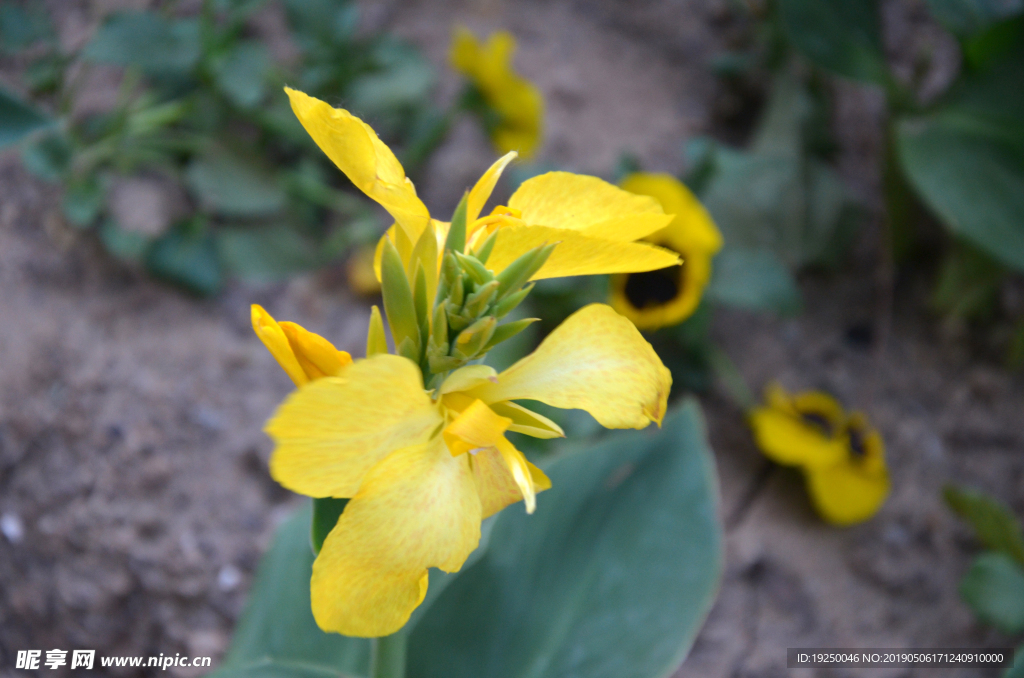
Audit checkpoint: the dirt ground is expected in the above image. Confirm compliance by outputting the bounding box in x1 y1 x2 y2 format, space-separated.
1 1 1022 677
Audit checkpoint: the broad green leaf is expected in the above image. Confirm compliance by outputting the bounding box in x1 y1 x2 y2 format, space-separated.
925 0 1023 37
945 485 1024 566
1004 643 1024 678
702 72 855 270
185 148 286 217
84 12 200 79
930 242 1004 319
19 130 70 181
99 220 151 262
963 14 1024 69
212 505 370 678
777 0 889 84
145 220 223 296
408 401 723 678
707 247 802 315
896 41 1024 272
212 41 272 109
311 498 348 556
960 552 1024 634
0 3 52 53
0 87 50 149
348 45 434 116
216 223 321 280
62 177 105 229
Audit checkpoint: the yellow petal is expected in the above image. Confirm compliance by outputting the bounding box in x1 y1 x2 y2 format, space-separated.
311 439 481 636
495 436 543 513
279 321 352 381
252 304 309 386
579 213 675 243
487 224 680 280
285 88 431 242
467 152 518 224
620 172 723 252
488 401 565 439
440 365 499 395
509 172 664 232
748 407 847 468
449 26 481 75
804 461 889 526
468 304 671 429
443 399 511 457
266 355 442 497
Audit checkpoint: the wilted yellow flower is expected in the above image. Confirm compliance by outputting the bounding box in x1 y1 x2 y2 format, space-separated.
450 26 543 159
253 88 676 639
610 173 723 331
749 384 889 525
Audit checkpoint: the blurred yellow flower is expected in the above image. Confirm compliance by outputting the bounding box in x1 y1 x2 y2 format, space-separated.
749 384 889 525
346 244 382 297
260 303 670 637
449 27 543 159
284 87 681 282
610 173 723 331
251 305 351 386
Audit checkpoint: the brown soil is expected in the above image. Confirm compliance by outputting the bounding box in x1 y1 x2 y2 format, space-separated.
1 1 1022 677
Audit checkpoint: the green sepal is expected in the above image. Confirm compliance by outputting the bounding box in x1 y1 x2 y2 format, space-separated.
447 308 470 332
494 283 534 318
311 497 349 556
483 318 539 352
380 238 420 355
397 335 420 364
414 263 430 345
473 228 499 265
449 274 465 308
453 316 497 358
428 355 465 373
495 244 555 298
453 251 493 286
444 192 469 254
463 279 499 318
366 305 389 357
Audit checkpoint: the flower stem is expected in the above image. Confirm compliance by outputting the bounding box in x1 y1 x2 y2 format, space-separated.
371 631 407 678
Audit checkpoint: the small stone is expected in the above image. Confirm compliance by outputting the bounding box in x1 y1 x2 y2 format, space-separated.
1 512 24 543
217 564 242 592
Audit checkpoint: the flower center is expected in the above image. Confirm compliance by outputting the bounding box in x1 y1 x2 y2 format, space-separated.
624 264 684 309
799 410 835 437
848 425 867 459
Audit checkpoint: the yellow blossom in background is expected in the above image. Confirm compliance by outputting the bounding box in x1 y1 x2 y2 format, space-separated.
346 244 382 297
610 173 723 331
251 86 677 638
449 26 544 159
749 383 889 526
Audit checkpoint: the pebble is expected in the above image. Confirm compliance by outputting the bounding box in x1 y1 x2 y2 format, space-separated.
217 564 242 592
1 512 24 543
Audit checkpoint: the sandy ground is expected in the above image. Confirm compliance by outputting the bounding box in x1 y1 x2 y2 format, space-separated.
1 1 1022 676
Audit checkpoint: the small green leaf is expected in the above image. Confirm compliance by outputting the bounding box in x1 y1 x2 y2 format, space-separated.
408 401 723 678
777 0 889 84
99 220 151 262
961 552 1024 634
1004 643 1024 678
348 45 434 117
311 498 349 556
707 247 802 315
212 41 272 109
216 224 321 281
62 177 105 229
19 130 70 181
0 4 52 53
84 12 200 79
212 505 370 678
924 0 1023 38
0 87 50 150
145 220 224 296
945 485 1024 566
185 148 286 217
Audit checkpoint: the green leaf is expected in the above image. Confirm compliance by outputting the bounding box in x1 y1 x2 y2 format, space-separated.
0 3 52 53
924 0 1023 37
707 247 802 314
896 44 1024 271
185 148 286 217
212 505 370 678
0 87 50 149
961 552 1024 634
1004 643 1024 678
212 41 272 109
408 401 723 678
62 177 105 229
777 0 889 84
311 498 348 556
930 242 1005 320
19 130 70 181
945 485 1024 566
216 223 321 281
99 220 151 262
84 12 200 79
145 220 224 296
963 14 1024 69
348 45 434 117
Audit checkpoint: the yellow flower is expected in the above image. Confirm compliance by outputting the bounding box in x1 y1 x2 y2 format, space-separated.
261 303 670 637
251 305 352 386
449 26 543 159
749 384 889 526
610 173 723 331
284 87 681 282
346 244 382 297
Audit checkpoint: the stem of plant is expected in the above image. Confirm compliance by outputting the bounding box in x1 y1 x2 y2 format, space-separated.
371 631 407 678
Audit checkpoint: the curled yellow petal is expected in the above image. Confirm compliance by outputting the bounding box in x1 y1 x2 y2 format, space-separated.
266 355 442 498
443 399 511 457
467 151 518 224
620 172 723 252
487 225 680 280
252 305 351 386
285 87 431 242
468 304 671 429
311 439 481 636
488 401 564 439
805 461 889 526
440 365 499 395
748 407 847 468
